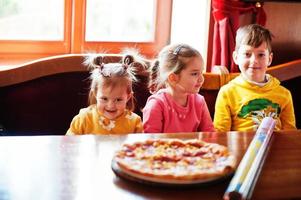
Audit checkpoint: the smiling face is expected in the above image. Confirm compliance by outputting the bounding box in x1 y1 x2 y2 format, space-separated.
95 83 131 120
233 42 273 83
174 56 204 94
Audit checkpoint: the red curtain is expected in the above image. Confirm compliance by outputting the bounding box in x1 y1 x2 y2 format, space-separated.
210 0 266 72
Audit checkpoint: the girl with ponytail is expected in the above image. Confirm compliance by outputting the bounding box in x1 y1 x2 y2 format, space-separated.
143 44 214 133
67 54 144 135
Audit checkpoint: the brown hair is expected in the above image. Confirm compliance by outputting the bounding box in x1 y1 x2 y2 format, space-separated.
235 24 273 52
84 53 149 111
149 43 203 93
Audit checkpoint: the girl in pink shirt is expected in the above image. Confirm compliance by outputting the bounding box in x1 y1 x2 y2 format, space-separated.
143 44 214 133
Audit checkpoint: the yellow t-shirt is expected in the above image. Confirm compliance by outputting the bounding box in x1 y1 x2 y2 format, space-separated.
66 104 143 135
214 75 296 132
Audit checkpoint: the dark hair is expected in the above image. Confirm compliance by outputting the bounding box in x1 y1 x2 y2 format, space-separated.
149 43 203 93
84 53 149 111
235 24 273 52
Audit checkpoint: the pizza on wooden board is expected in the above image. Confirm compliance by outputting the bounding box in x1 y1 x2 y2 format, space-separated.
112 138 236 184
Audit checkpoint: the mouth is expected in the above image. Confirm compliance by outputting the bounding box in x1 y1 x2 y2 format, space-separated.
249 66 261 70
105 109 117 114
104 110 118 119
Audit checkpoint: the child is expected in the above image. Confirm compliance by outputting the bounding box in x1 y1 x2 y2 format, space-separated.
143 44 215 133
214 24 296 131
66 54 144 135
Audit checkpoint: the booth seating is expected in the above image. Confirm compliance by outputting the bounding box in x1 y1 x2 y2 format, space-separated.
0 55 300 136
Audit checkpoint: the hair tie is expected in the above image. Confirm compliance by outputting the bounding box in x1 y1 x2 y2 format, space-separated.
123 55 134 65
99 64 110 77
122 64 128 70
173 45 183 55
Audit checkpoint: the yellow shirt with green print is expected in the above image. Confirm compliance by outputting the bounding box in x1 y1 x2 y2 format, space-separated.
214 74 296 132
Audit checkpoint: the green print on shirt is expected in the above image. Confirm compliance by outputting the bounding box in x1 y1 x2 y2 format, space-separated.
238 98 280 128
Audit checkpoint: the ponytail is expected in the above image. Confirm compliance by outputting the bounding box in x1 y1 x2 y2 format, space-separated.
121 53 150 87
121 52 151 112
84 54 104 70
148 59 160 94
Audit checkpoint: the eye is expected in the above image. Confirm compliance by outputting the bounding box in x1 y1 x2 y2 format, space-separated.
244 52 251 57
116 98 124 102
258 53 266 58
99 97 108 102
191 72 199 76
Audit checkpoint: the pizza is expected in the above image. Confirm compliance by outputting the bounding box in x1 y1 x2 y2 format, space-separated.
112 138 236 183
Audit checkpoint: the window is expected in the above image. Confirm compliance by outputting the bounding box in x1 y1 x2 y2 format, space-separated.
0 0 71 56
76 0 171 57
0 0 211 65
85 0 155 42
0 0 171 61
171 0 212 68
0 0 64 40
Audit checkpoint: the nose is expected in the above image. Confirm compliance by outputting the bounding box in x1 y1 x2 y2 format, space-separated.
198 74 204 85
106 100 116 109
250 54 258 63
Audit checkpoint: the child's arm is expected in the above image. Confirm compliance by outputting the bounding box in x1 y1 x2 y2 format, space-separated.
198 100 215 132
66 129 75 135
66 114 85 135
213 87 232 132
280 91 297 130
134 116 144 133
142 98 164 133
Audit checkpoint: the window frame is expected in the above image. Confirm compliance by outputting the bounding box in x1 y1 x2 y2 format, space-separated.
0 0 72 55
0 0 172 61
72 0 172 57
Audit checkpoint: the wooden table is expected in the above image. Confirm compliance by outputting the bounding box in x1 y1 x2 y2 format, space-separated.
0 131 300 200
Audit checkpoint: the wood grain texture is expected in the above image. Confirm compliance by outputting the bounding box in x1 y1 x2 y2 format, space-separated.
0 131 300 200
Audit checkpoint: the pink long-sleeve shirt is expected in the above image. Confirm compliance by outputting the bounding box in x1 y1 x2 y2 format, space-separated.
143 89 215 133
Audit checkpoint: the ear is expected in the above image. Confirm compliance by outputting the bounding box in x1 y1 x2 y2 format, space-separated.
127 92 133 102
232 51 239 65
167 73 179 85
268 52 273 66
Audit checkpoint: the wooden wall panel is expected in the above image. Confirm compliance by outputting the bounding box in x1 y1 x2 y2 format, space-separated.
264 2 301 65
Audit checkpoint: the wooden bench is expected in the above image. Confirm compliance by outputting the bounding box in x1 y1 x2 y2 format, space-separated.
1 55 300 136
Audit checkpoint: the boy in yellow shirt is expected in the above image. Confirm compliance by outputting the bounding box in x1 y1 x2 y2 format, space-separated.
214 24 296 131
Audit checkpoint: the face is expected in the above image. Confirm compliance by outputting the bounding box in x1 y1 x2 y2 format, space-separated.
174 56 204 94
233 42 273 83
95 84 131 120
